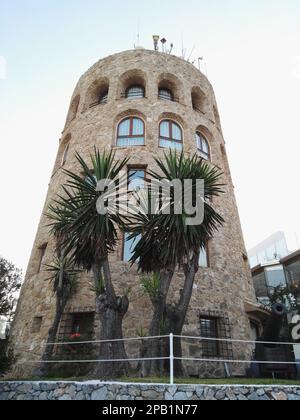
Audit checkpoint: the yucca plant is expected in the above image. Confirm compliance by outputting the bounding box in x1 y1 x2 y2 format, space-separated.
47 148 131 378
127 150 225 375
36 249 80 376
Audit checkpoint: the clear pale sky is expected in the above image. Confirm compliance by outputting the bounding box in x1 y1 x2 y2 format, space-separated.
1 0 300 272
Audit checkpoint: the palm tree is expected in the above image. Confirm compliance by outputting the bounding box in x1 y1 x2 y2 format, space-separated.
128 151 225 375
47 148 130 378
36 249 79 377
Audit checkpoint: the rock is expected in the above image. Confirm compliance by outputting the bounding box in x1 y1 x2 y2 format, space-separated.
203 389 215 400
271 392 287 401
173 392 188 401
91 387 108 401
128 387 141 397
167 386 178 396
288 394 300 401
17 383 32 394
165 392 174 400
215 390 226 400
195 387 204 398
141 390 162 400
67 385 77 397
248 392 259 401
0 392 9 401
59 394 72 401
256 388 265 397
75 392 86 400
226 389 237 400
8 392 16 400
39 392 49 401
237 394 248 401
259 395 270 401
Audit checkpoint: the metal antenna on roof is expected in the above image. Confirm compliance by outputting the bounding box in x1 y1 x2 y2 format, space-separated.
198 57 203 71
187 45 196 62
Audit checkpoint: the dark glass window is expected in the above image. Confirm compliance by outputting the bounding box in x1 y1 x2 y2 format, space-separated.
37 244 47 273
196 132 210 161
71 313 95 338
31 317 43 334
200 317 220 358
62 144 69 166
99 91 108 104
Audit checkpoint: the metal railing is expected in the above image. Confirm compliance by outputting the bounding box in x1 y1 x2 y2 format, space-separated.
17 334 300 385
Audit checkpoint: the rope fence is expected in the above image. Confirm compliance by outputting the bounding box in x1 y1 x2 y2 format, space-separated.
16 334 300 385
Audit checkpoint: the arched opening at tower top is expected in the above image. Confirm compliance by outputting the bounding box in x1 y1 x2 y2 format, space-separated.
191 87 208 115
119 69 147 99
85 78 110 108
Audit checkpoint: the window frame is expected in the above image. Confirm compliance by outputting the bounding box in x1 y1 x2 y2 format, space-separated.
99 90 108 105
196 132 210 161
31 316 43 334
159 120 183 150
199 316 220 358
199 243 210 268
61 143 70 166
37 244 47 273
116 117 145 148
158 88 174 102
125 85 145 99
127 165 147 192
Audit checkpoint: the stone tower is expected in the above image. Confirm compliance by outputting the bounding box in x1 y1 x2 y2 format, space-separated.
11 49 259 377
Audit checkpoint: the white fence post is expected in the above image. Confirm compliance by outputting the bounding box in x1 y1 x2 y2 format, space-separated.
169 333 174 386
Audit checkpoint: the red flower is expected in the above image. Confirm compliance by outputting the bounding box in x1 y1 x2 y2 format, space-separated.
70 333 81 340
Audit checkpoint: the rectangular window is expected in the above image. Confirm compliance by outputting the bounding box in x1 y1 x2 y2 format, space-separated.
31 316 43 334
128 167 146 191
199 313 233 360
265 265 287 289
200 317 220 358
37 244 47 273
71 313 95 338
123 232 141 262
199 245 209 268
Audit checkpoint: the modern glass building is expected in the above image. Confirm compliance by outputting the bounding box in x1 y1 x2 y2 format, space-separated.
248 232 289 268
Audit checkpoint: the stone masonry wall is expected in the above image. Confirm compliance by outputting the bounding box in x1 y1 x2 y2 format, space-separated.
1 381 300 401
10 49 258 378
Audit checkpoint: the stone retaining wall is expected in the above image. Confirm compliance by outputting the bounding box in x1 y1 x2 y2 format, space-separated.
1 381 300 400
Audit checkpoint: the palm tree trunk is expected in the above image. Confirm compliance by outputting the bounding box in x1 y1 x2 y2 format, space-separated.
165 252 199 376
143 266 175 376
35 295 66 377
35 250 67 377
92 258 130 379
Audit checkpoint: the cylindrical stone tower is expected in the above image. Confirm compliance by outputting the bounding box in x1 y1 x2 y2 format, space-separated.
11 49 259 378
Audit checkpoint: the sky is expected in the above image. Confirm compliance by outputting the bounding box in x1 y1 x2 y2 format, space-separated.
0 0 300 272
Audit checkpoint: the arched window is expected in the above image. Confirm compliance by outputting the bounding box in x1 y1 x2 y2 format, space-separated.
159 120 183 151
62 143 70 166
99 90 108 104
117 117 145 147
158 88 174 102
125 85 145 99
196 132 210 160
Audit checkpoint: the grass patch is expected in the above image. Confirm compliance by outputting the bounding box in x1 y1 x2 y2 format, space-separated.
2 376 300 386
116 377 300 386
